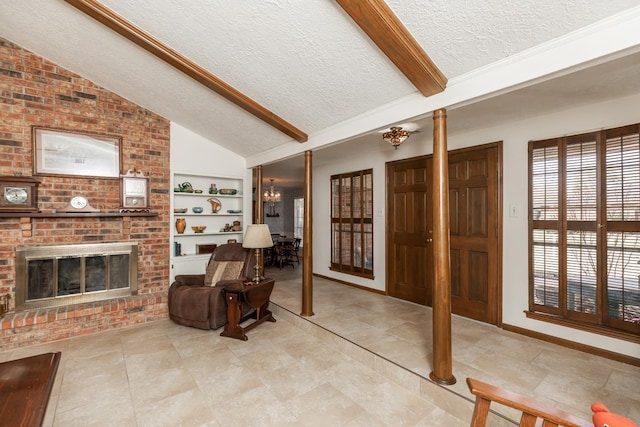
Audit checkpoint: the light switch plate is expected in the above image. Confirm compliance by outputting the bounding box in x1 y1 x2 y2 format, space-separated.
509 204 519 218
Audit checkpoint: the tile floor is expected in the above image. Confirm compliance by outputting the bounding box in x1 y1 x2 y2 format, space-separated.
0 265 637 426
267 266 639 424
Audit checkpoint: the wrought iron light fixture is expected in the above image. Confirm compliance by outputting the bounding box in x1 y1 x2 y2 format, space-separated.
383 126 410 149
264 179 281 217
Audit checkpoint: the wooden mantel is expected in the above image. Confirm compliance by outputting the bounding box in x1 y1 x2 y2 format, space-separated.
0 211 158 218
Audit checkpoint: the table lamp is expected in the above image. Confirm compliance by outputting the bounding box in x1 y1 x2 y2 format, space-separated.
242 224 274 283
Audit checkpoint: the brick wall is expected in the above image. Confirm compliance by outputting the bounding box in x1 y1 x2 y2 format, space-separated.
0 37 171 350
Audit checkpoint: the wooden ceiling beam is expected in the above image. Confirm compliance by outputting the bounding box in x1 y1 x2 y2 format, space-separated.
64 0 308 143
336 0 447 97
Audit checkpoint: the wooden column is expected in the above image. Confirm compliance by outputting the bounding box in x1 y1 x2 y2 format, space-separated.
301 150 314 317
255 166 264 224
429 108 456 385
255 166 264 273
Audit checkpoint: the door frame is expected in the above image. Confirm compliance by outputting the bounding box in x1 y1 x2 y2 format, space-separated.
385 141 503 326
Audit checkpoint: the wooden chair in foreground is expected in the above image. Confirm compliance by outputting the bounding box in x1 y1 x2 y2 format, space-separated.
466 377 592 427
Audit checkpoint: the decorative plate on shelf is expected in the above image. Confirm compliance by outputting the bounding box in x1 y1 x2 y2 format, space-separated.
226 209 242 214
219 188 238 195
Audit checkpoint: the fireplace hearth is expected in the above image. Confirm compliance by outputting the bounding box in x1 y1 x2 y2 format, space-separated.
15 243 138 311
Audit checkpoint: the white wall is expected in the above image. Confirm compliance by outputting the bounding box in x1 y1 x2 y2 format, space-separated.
170 122 252 216
263 187 303 237
169 123 253 281
313 92 640 359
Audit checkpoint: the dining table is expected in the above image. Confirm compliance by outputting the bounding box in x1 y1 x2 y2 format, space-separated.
265 237 295 268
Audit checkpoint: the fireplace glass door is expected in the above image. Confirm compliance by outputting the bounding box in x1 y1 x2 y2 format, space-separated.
16 243 137 311
27 254 130 299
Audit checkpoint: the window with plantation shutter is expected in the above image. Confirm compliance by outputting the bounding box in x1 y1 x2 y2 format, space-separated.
529 123 640 337
531 142 560 310
605 126 640 330
565 134 598 321
331 169 373 278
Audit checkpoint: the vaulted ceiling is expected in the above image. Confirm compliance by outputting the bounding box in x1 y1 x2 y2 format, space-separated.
1 1 639 168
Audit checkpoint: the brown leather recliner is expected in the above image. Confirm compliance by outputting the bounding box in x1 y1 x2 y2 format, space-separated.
168 243 256 330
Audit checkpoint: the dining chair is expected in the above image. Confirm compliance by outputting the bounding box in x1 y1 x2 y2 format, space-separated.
278 239 296 269
291 238 301 264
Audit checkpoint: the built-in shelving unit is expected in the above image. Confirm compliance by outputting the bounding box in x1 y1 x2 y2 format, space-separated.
171 172 245 280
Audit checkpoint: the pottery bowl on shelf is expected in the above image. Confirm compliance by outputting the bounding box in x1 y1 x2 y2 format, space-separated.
173 208 188 213
192 206 203 213
191 225 207 233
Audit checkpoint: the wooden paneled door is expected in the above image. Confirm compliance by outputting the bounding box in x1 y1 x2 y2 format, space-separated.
387 143 502 325
387 156 434 305
448 144 501 324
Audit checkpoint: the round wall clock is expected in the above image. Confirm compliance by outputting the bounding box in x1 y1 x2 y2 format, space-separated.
5 188 29 204
70 196 88 209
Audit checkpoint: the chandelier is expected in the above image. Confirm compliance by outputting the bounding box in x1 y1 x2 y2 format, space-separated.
383 126 410 149
264 179 281 217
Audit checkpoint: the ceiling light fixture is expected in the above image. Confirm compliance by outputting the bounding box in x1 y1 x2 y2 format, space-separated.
264 179 281 217
383 126 410 149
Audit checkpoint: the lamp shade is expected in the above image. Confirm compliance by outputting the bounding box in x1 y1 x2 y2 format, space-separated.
242 224 273 249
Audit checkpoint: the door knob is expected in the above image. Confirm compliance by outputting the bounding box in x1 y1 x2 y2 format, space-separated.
425 231 433 243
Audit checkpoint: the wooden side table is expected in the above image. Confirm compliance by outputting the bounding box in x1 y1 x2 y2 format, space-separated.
221 278 276 341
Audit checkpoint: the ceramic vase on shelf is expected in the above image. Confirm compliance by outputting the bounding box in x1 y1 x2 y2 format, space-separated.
175 218 186 234
209 183 218 194
207 197 221 213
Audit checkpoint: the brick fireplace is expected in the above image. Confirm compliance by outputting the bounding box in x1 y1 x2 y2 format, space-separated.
0 37 171 350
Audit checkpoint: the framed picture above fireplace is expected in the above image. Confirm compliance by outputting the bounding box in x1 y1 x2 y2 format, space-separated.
33 127 122 178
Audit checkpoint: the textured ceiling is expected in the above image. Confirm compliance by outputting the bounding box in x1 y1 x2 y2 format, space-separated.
389 0 640 77
265 50 640 188
0 0 639 159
